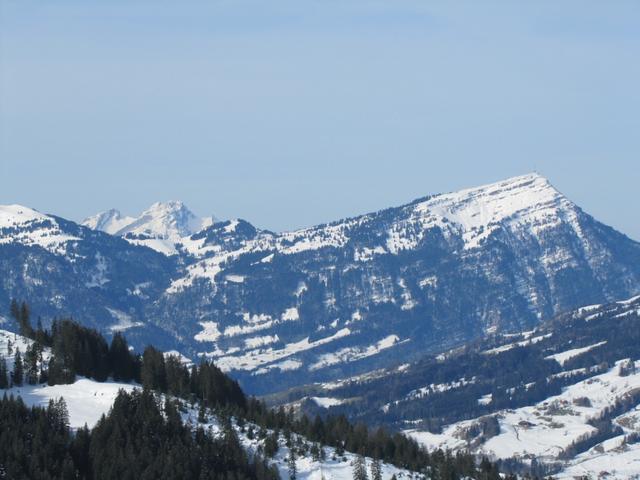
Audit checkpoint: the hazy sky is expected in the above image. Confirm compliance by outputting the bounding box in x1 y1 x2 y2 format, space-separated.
1 1 639 239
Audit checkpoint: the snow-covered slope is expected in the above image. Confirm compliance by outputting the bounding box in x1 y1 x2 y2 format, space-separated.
3 174 640 394
150 173 640 393
0 328 422 480
405 360 640 458
0 204 80 256
284 295 640 478
3 376 421 480
0 208 177 350
83 201 215 255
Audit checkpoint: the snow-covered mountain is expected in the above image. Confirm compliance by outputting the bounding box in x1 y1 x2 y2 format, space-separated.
0 204 178 350
151 173 640 392
83 201 215 255
2 174 640 394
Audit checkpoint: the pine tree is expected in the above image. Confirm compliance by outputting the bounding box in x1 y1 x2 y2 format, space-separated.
10 298 19 325
352 453 368 480
198 403 208 423
12 301 34 338
0 357 8 389
288 448 297 480
25 342 42 385
12 349 24 386
56 397 70 430
370 457 382 480
109 332 136 381
310 443 321 462
264 432 279 458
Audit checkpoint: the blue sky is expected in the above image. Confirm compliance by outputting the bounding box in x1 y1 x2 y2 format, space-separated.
1 1 639 239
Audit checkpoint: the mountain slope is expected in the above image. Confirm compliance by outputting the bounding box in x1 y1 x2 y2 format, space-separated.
0 205 179 350
277 295 640 477
2 174 640 394
150 173 640 392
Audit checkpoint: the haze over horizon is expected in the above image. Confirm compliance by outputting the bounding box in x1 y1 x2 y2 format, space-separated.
1 1 639 239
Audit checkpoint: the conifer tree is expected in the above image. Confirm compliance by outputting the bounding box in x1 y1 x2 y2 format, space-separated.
109 332 137 381
10 298 19 322
311 443 321 462
11 301 34 338
288 448 297 480
25 342 42 385
264 432 279 458
12 349 24 386
370 457 382 480
198 402 208 423
0 357 8 389
352 453 368 480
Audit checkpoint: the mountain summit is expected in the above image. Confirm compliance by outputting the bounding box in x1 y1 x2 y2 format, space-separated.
82 201 215 254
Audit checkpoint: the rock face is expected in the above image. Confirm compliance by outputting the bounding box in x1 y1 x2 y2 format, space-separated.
2 174 640 393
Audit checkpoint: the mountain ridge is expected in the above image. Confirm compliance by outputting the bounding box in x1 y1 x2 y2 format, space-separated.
1 173 640 395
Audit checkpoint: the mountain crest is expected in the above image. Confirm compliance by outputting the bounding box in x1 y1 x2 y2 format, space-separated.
82 201 216 253
82 208 135 235
410 172 570 250
0 204 49 228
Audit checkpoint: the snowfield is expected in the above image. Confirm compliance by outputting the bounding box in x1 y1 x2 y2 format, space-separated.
406 359 640 477
5 379 136 429
545 341 608 366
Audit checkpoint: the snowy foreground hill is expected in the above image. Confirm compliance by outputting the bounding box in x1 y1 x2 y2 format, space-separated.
0 329 425 480
2 173 640 394
274 295 640 478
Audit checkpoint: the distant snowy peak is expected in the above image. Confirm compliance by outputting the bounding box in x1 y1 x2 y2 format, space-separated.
82 209 135 235
83 201 216 255
115 201 215 240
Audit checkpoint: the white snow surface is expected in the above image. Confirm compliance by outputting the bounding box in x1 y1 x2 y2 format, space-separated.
5 379 136 429
482 332 553 355
309 335 402 371
210 328 352 373
106 308 144 332
310 396 345 408
545 341 608 366
412 173 572 250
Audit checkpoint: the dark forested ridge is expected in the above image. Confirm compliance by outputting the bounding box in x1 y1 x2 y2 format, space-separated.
0 301 509 480
277 295 640 434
